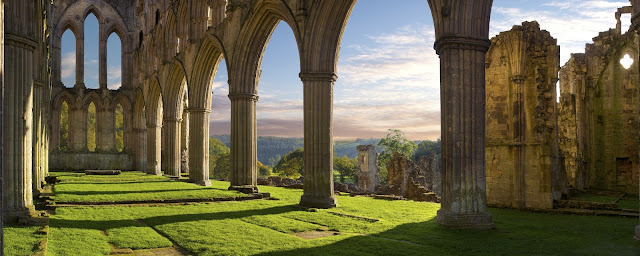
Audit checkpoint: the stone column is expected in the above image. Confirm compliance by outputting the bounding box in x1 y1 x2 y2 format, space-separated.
98 107 115 152
146 124 161 175
4 24 37 220
70 105 86 151
134 128 147 172
631 1 640 241
99 38 107 90
229 93 258 193
75 35 84 88
434 36 494 229
299 72 337 208
32 81 43 195
163 117 182 177
188 108 211 186
181 110 189 173
228 93 258 193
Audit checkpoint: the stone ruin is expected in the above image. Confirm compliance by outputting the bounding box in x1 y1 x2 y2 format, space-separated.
376 152 440 203
485 21 567 209
418 151 441 196
356 145 380 192
559 12 640 195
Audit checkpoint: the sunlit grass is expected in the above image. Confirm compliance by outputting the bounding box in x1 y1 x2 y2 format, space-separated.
3 225 44 255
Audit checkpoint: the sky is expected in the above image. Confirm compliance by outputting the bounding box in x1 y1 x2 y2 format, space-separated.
60 0 633 141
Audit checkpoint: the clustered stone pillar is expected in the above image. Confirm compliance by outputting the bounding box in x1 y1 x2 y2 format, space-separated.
299 72 337 208
3 1 37 220
228 93 258 193
99 37 107 90
75 33 84 88
433 36 494 229
188 108 211 186
98 107 115 152
163 117 182 177
134 128 147 172
70 104 87 151
146 123 162 175
632 0 640 241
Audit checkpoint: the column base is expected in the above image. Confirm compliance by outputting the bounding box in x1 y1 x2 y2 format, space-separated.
229 185 259 194
190 178 211 187
299 194 337 209
634 225 640 241
435 209 495 230
3 206 38 223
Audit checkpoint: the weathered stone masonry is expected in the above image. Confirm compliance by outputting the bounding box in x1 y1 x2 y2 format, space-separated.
485 21 566 210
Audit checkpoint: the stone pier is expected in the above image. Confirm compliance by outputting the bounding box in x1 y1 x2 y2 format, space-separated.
188 108 211 186
146 124 162 175
163 118 182 177
228 93 258 193
299 72 337 209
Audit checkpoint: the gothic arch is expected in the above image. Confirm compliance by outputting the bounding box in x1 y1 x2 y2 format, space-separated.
83 91 105 111
229 0 302 95
189 35 225 109
53 90 76 110
163 60 188 120
146 78 163 126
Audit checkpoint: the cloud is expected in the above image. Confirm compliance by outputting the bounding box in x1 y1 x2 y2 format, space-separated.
61 52 75 80
107 66 122 89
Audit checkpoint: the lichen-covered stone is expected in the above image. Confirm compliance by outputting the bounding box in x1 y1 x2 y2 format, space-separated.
559 28 640 195
485 21 566 209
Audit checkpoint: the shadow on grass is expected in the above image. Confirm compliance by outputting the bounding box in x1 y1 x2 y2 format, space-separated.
255 216 640 256
50 204 303 230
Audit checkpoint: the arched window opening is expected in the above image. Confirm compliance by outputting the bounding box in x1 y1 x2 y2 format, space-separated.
115 104 124 152
156 9 160 26
60 29 76 88
87 102 97 152
107 33 122 90
207 7 213 27
209 58 230 179
84 13 100 89
60 101 70 151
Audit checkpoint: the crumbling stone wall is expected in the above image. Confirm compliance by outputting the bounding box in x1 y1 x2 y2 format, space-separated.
356 145 379 192
417 151 441 196
559 28 640 194
485 21 566 209
384 153 439 202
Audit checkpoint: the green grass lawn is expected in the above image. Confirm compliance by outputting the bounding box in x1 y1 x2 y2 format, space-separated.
51 171 244 202
4 225 44 255
7 171 640 255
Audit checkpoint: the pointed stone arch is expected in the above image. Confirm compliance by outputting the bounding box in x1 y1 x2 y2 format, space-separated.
51 90 77 151
162 60 188 177
145 78 163 175
133 89 148 172
189 35 225 109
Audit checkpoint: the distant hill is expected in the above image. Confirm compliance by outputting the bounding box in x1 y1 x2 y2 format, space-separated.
212 135 383 166
212 135 435 167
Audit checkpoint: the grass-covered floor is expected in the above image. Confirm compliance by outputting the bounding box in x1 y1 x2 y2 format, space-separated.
50 171 245 202
6 171 640 255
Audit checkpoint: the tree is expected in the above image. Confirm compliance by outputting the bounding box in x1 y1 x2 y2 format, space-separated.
59 101 69 150
257 161 273 177
333 155 357 183
413 138 441 162
212 152 230 180
376 129 417 183
273 148 304 178
209 137 230 156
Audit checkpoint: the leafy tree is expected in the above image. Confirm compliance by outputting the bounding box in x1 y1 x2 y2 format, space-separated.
87 102 97 151
257 161 273 177
209 137 230 156
59 101 69 151
376 129 417 183
333 155 358 183
413 138 441 162
115 104 124 152
212 152 230 180
273 148 304 178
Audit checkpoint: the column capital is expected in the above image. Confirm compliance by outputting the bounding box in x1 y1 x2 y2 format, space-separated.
5 33 37 50
228 93 259 101
186 107 211 113
299 72 337 82
434 35 491 55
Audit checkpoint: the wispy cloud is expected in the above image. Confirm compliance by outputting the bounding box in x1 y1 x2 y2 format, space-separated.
107 66 122 90
61 52 75 86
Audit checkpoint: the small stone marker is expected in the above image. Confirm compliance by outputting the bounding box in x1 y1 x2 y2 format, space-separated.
85 170 121 175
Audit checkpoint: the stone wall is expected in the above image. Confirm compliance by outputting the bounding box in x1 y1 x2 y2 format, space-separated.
559 28 640 195
49 152 134 171
356 145 379 192
417 152 441 196
485 21 566 209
